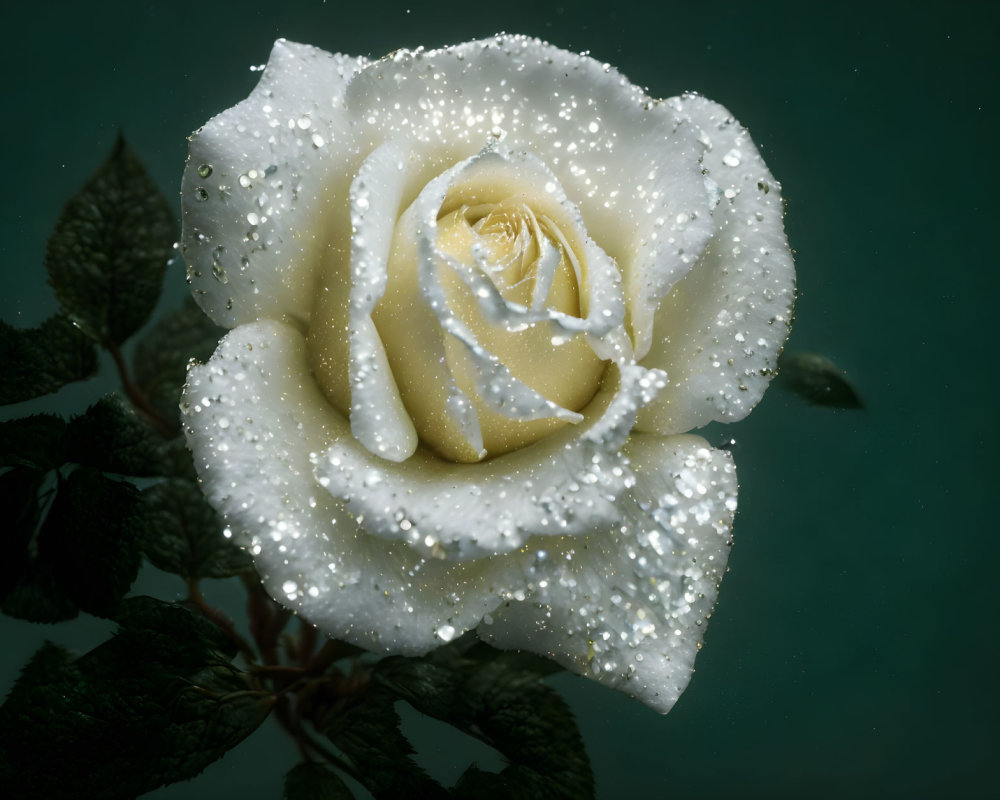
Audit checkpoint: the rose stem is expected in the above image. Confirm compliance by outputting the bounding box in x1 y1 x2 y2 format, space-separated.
185 576 257 664
105 338 178 438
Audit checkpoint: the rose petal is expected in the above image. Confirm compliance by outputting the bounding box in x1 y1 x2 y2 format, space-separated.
480 434 737 713
182 40 365 328
344 142 418 461
183 319 534 653
342 35 715 358
313 364 666 561
636 95 796 434
431 145 625 341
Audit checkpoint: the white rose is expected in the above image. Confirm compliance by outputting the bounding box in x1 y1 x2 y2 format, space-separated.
181 35 794 712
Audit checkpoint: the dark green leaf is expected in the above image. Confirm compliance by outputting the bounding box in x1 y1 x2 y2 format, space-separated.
0 557 79 623
138 478 253 579
0 467 81 623
112 595 241 666
0 414 67 469
324 688 447 800
133 295 226 430
65 393 166 476
37 467 141 617
776 351 865 409
377 643 594 800
0 314 97 405
45 135 175 346
285 762 356 800
0 468 46 602
0 601 271 799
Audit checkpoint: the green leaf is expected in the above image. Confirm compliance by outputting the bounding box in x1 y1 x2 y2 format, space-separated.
0 314 98 405
324 688 448 800
377 643 594 800
133 295 226 430
138 478 253 579
1 467 143 622
776 351 865 409
65 393 166 476
45 135 175 346
112 595 240 667
0 468 46 603
0 414 67 469
285 763 356 800
0 601 272 799
37 467 142 617
0 467 81 623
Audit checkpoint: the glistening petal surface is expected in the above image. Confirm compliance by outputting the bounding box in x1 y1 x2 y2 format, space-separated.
182 40 365 329
636 95 795 434
343 35 716 357
480 434 737 713
182 320 534 654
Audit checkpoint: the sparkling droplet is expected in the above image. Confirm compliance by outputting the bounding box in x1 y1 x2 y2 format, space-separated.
435 623 456 642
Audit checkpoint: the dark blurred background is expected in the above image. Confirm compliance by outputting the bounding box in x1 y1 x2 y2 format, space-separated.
1 1 995 797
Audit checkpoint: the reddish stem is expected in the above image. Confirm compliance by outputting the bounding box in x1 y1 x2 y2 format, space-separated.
106 339 178 438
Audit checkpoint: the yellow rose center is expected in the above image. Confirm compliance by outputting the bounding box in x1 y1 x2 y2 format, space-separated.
308 155 608 464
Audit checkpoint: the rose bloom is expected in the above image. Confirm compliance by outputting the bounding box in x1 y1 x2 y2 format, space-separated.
181 35 794 712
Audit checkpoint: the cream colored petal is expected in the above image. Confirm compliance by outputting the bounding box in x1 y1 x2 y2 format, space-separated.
312 364 666 561
343 36 715 357
479 434 737 713
182 40 364 328
637 95 796 434
182 320 534 654
432 146 625 340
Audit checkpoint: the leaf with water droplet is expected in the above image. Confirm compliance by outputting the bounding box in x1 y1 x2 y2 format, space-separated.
776 351 864 409
0 314 98 405
45 134 175 346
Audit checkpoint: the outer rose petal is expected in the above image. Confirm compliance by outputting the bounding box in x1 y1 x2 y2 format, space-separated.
182 41 366 329
480 434 737 713
343 35 716 358
311 364 666 561
182 320 533 653
636 95 796 434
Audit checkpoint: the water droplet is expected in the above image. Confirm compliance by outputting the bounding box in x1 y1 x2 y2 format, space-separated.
722 149 742 167
194 187 208 201
435 623 456 642
197 164 213 179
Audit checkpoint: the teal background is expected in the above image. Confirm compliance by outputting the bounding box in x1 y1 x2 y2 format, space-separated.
1 1 996 797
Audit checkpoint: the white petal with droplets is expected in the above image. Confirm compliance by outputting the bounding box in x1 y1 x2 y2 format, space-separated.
345 141 418 462
182 40 365 328
182 320 534 654
343 35 715 357
312 364 665 561
480 434 737 713
636 95 796 434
